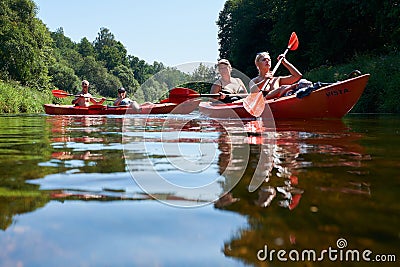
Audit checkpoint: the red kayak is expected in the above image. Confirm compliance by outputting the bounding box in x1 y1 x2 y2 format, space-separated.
199 74 370 119
44 99 200 115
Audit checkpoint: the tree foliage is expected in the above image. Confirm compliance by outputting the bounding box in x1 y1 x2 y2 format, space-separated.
94 28 128 70
78 37 95 58
215 0 400 113
48 63 80 93
2 0 399 113
112 65 140 94
217 0 400 76
0 0 186 102
0 0 54 88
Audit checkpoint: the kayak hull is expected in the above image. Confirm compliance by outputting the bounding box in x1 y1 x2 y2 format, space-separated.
199 74 370 119
44 99 200 115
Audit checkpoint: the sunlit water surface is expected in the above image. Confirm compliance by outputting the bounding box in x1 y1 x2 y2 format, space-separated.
0 113 399 266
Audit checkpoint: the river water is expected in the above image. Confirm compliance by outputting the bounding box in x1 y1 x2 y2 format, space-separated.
0 112 398 266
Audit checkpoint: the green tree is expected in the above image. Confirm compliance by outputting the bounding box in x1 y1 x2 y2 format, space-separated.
217 0 400 73
48 62 80 93
0 0 54 88
191 63 217 83
75 56 122 97
133 86 145 103
216 1 234 60
149 61 166 75
93 28 128 70
95 73 122 98
128 56 152 84
112 65 140 94
51 27 76 50
217 0 276 76
50 29 84 71
78 37 95 58
140 78 167 102
75 56 105 93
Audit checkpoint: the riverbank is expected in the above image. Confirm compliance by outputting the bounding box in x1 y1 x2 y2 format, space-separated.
0 80 54 113
305 52 400 113
0 53 399 114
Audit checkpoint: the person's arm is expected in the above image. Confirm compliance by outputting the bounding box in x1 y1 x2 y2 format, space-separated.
72 93 84 105
265 77 298 99
249 72 274 93
114 98 122 106
210 81 225 101
278 55 302 85
263 78 282 99
88 93 105 105
249 78 259 93
90 97 106 105
236 78 248 94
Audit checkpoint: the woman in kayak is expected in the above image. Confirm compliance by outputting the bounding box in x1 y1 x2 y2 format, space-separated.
72 80 106 107
113 87 141 112
210 59 247 103
250 52 302 99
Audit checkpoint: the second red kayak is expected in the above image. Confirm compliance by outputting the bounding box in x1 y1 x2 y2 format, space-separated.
44 99 200 115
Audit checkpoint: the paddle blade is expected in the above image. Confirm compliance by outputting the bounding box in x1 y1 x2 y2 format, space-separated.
52 89 72 98
243 92 266 117
169 87 200 104
288 32 299 51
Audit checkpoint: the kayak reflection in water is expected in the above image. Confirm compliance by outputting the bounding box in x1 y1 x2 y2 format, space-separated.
213 120 304 210
113 87 142 112
210 59 248 103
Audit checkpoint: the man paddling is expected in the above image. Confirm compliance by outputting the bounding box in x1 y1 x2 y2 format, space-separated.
72 80 106 107
250 52 302 99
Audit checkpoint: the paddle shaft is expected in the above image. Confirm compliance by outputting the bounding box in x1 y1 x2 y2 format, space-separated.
187 93 248 98
53 90 114 101
71 94 114 102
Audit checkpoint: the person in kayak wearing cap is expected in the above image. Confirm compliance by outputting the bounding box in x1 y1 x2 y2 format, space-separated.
72 80 106 107
250 52 302 99
210 59 247 103
113 87 141 112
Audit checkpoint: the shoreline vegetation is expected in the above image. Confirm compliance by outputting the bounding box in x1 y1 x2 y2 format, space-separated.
1 52 399 114
1 0 399 114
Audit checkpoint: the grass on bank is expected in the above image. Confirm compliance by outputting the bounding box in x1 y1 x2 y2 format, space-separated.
0 80 55 113
0 187 44 198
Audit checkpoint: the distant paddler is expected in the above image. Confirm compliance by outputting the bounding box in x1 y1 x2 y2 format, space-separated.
113 87 141 112
72 80 106 107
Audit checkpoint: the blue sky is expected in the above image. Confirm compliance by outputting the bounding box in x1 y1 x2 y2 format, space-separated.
34 0 227 67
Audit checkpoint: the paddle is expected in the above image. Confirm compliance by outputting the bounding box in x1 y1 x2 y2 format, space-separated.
243 32 299 117
52 89 114 101
168 87 248 104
